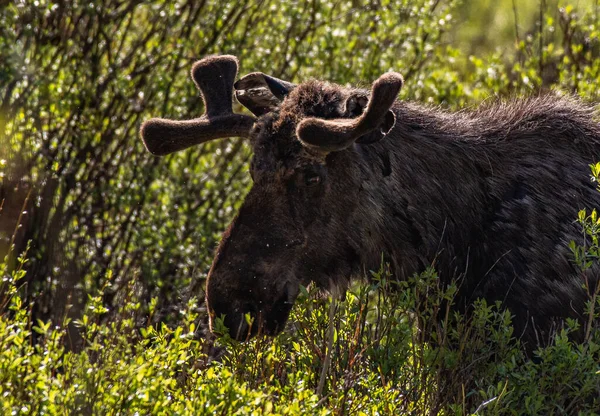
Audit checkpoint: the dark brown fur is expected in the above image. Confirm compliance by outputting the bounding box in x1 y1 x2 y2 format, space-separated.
203 78 600 348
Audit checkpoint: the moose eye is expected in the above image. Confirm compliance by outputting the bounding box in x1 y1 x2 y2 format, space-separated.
305 173 321 187
294 165 326 190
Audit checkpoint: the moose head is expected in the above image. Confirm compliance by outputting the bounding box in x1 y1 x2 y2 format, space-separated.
140 55 403 339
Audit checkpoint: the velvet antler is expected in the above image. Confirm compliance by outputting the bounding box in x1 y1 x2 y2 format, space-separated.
296 72 403 153
140 55 256 156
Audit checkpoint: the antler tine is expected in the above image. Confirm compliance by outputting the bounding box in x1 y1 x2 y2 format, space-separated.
191 55 237 117
296 72 403 153
140 55 256 156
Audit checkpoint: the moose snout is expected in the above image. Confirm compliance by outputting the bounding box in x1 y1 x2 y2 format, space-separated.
207 279 300 341
207 297 259 340
223 302 259 340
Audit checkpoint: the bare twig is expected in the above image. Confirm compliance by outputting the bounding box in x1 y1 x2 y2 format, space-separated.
317 296 337 397
512 0 520 44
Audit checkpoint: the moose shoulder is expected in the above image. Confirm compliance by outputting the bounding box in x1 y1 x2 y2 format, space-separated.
140 55 600 350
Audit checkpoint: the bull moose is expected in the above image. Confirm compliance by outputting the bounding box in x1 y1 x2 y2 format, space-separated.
140 55 600 350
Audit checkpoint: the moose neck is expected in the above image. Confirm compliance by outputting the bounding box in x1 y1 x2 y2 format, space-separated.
345 102 493 287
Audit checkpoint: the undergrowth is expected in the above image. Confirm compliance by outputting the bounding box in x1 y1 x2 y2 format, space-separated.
2 1 600 415
1 251 599 414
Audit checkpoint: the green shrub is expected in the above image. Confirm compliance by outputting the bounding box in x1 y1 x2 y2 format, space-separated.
2 255 599 414
2 1 600 414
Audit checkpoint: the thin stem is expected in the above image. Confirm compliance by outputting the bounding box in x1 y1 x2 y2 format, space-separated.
317 297 337 397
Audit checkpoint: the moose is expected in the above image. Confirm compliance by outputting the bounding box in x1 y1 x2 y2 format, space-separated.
140 55 600 350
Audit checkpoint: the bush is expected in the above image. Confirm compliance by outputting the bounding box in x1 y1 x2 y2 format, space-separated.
2 0 600 414
0 0 458 343
1 253 599 414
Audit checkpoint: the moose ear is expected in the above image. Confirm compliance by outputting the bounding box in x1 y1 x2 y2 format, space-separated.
344 94 369 117
234 73 296 116
356 110 396 144
344 93 396 145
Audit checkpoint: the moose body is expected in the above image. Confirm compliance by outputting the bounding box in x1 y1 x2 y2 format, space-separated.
141 55 600 350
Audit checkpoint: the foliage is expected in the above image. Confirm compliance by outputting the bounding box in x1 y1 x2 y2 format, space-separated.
1 254 599 414
1 0 600 414
0 0 458 341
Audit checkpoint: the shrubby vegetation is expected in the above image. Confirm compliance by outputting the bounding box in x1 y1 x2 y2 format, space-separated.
2 256 599 414
1 0 600 414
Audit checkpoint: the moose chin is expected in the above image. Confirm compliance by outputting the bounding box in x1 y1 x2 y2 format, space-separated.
140 55 600 351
